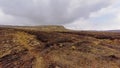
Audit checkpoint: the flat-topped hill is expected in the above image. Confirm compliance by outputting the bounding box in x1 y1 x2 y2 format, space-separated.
0 25 68 31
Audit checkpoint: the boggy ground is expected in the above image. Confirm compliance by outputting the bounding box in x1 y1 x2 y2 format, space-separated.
0 27 120 68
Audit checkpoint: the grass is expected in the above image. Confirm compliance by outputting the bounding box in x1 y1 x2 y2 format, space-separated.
0 27 120 68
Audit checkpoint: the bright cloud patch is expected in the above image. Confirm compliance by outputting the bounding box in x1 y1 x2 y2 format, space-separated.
65 0 120 30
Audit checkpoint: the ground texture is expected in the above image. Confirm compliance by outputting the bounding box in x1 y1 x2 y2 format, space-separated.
0 27 120 68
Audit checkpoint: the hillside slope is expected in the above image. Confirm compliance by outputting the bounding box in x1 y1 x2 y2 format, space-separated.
0 28 120 68
1 25 68 31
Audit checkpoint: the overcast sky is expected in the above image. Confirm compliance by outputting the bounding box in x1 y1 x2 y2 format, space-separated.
0 0 120 30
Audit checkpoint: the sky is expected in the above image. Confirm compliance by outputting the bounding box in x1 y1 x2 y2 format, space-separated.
0 0 120 30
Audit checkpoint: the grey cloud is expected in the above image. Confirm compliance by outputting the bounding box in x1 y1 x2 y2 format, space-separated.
0 0 114 25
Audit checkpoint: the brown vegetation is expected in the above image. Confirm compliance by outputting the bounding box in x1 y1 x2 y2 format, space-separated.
0 27 120 68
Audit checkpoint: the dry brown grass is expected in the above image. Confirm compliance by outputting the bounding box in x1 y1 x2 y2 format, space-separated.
0 27 120 68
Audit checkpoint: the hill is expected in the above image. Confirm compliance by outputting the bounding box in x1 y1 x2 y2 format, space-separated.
0 25 68 31
0 27 120 68
108 30 120 32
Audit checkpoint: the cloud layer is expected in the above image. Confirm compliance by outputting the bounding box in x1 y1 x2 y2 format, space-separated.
65 0 120 30
0 0 119 30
